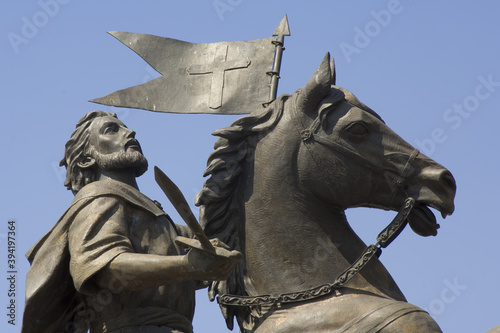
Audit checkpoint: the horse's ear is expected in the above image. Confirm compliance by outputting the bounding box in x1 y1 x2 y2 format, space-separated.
297 52 335 114
330 55 336 85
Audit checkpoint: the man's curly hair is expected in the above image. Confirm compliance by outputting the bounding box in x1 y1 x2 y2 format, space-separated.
60 111 117 194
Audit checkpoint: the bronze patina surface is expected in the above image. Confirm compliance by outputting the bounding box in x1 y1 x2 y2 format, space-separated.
22 16 458 333
22 112 241 333
196 53 456 332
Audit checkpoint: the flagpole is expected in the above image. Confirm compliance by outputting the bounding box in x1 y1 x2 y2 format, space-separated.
267 15 291 104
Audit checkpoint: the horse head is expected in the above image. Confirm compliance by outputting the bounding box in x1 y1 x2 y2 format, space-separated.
293 52 456 236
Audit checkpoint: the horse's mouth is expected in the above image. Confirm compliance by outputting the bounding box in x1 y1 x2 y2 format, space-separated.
407 203 443 237
404 168 456 237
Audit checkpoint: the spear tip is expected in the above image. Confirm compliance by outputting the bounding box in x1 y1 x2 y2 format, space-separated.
273 14 291 37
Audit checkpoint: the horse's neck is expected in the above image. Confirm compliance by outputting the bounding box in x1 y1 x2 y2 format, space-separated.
243 183 404 301
241 132 405 300
242 158 364 294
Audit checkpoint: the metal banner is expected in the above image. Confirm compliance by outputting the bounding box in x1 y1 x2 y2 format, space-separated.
91 32 277 114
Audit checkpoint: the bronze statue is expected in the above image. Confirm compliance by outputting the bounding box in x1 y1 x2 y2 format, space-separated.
24 16 458 331
22 111 241 333
195 53 457 332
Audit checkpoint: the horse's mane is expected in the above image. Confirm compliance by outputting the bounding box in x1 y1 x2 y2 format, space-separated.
195 94 289 329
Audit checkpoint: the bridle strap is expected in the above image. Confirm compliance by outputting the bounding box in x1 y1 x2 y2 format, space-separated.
302 124 419 191
293 93 420 211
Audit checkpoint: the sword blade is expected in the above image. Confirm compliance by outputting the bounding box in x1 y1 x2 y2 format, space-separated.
154 166 215 253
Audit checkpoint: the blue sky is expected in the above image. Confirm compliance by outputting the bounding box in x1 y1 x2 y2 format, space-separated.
2 1 499 332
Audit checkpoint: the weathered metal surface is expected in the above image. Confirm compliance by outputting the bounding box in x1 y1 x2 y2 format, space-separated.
91 32 275 114
196 53 456 332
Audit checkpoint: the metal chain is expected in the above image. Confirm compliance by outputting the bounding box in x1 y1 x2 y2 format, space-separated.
218 198 415 307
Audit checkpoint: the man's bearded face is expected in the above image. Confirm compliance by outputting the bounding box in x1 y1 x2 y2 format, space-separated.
88 146 148 177
86 116 148 177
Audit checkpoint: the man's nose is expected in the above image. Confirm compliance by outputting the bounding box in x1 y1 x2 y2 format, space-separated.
125 128 136 138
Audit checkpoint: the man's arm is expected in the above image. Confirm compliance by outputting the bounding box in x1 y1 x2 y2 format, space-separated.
95 242 241 291
68 195 241 293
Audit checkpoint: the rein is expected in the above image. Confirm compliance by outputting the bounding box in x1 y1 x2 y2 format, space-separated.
218 96 418 308
218 197 415 307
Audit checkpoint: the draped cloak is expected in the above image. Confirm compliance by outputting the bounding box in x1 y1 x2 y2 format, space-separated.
22 179 195 333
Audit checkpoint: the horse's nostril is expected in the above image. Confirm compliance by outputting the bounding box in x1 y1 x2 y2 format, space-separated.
440 171 456 193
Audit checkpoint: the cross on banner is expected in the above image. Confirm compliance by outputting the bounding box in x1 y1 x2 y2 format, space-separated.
187 44 250 109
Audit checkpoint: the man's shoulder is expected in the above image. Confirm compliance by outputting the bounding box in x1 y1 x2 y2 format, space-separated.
75 179 166 217
75 179 128 200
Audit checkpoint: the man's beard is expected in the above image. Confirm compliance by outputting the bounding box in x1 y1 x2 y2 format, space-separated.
89 148 148 177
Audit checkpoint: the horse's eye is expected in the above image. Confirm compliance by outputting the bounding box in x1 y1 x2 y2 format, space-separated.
346 122 369 136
